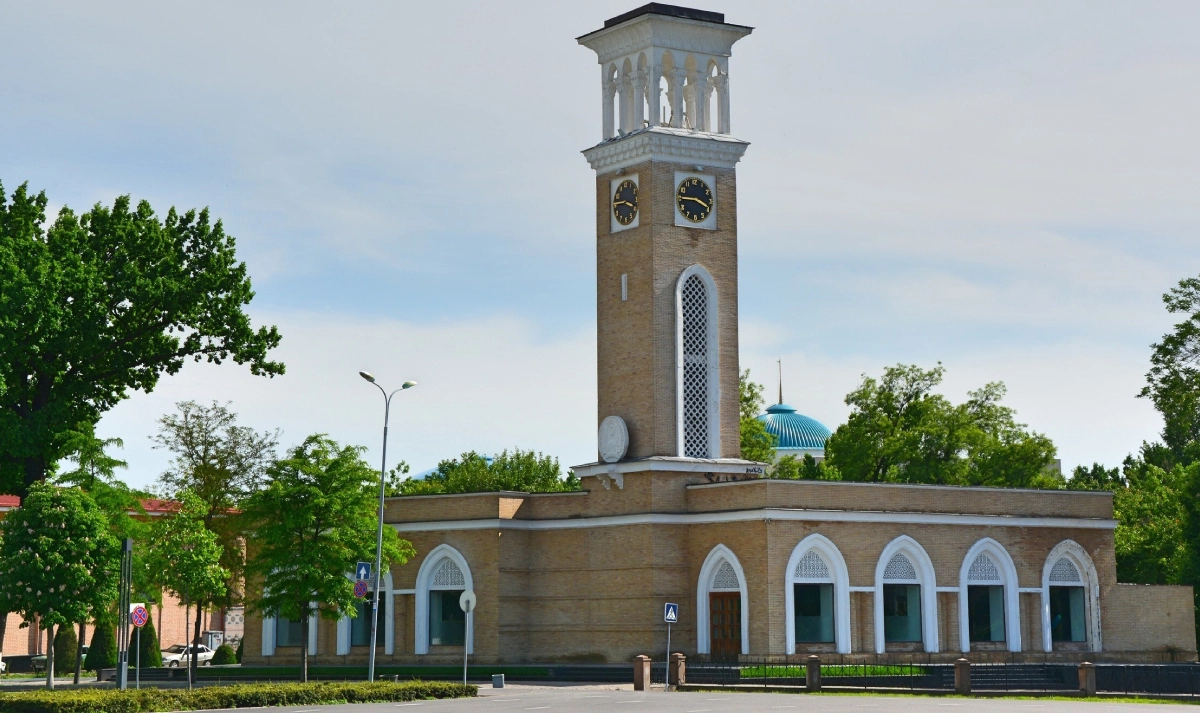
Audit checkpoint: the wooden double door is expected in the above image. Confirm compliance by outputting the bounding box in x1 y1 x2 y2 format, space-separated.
709 592 742 660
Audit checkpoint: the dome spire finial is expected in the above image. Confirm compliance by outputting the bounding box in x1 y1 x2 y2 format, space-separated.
777 358 783 405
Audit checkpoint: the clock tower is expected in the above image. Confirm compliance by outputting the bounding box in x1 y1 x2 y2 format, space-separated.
579 4 752 463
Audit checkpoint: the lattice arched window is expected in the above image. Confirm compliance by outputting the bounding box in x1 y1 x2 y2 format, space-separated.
676 265 720 459
431 558 466 589
874 536 939 653
785 535 852 655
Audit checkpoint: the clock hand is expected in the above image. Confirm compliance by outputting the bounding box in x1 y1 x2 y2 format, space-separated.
681 196 711 208
614 200 634 207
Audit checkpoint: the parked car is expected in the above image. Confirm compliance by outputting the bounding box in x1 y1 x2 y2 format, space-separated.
162 644 215 667
30 646 87 675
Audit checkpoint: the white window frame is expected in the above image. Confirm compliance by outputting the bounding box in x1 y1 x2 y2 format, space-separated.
415 544 474 655
957 538 1022 653
336 570 394 655
874 535 940 653
675 264 721 459
260 587 318 657
785 534 851 654
1040 540 1101 653
695 544 749 655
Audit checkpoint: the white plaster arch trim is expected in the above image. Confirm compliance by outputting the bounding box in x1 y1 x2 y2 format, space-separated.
336 571 394 655
415 545 475 655
695 544 749 655
785 534 851 654
1040 540 1101 653
874 536 939 654
675 264 721 459
957 538 1022 653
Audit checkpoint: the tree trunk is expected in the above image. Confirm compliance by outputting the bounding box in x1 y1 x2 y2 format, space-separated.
74 621 84 685
190 601 203 690
300 608 309 683
0 609 8 678
22 456 47 494
45 624 54 690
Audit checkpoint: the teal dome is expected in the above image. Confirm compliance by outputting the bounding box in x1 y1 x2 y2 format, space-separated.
757 403 831 450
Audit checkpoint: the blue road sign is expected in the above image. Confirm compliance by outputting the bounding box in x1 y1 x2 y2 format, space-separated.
356 562 372 581
664 602 679 623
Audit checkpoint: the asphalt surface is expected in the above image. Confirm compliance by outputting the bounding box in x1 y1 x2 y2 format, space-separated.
196 684 1189 713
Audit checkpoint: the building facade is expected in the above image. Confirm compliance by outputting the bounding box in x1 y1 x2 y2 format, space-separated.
243 3 1195 667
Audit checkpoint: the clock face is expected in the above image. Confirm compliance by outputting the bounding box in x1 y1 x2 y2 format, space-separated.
676 177 713 223
612 179 638 226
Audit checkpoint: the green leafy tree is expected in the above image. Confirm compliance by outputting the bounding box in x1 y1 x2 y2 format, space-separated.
133 609 163 668
397 449 578 495
1141 275 1200 463
152 400 278 607
235 637 244 663
0 181 284 495
245 435 416 682
739 370 777 464
145 491 228 689
0 482 120 688
1067 463 1124 491
825 363 1058 487
211 643 237 665
52 626 78 676
774 453 841 481
83 617 117 673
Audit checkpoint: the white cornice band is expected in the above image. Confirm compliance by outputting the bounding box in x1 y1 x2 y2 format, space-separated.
389 508 1116 533
582 127 749 173
572 455 766 478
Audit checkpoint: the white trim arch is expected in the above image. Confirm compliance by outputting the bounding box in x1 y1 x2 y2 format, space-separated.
874 536 940 653
957 539 1022 653
675 264 721 459
695 544 749 655
336 570 394 655
785 534 851 654
415 544 475 655
1040 540 1101 653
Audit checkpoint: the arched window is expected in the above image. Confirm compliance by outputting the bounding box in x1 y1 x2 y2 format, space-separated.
785 534 851 654
259 585 317 657
415 545 474 655
874 536 939 653
1040 540 1101 652
335 570 394 655
957 539 1021 653
676 265 720 458
696 545 748 657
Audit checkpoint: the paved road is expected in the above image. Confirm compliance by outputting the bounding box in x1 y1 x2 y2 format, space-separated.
199 684 1186 713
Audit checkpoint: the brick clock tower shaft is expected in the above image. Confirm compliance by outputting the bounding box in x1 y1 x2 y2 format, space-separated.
579 5 752 464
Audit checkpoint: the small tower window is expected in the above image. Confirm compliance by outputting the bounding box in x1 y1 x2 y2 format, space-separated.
681 273 709 457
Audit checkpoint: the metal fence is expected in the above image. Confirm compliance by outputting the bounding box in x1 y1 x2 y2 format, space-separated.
683 658 953 690
1097 664 1200 696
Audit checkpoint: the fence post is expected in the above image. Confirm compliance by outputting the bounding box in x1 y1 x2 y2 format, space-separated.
633 655 650 692
806 655 821 692
669 653 686 688
955 658 971 695
1078 662 1096 697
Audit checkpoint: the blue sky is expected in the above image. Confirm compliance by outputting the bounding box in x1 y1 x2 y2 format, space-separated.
3 1 1199 490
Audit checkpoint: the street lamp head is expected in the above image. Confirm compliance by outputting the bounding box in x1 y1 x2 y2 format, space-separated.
359 371 376 383
402 381 418 389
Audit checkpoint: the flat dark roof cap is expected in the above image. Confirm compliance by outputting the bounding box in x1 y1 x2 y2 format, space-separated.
604 3 724 28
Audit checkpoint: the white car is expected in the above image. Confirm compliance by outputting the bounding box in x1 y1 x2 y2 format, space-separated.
162 644 215 667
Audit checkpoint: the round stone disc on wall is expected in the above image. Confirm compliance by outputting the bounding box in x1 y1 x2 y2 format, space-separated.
598 415 629 463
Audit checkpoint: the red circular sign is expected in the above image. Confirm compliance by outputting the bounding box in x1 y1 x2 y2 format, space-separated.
131 605 149 628
353 580 369 598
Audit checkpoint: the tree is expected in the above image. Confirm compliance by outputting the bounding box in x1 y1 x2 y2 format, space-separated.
396 449 578 495
739 370 777 464
145 491 228 689
245 435 415 682
83 617 117 673
52 626 77 676
1142 275 1200 463
1067 463 1124 491
211 643 237 665
0 482 120 688
134 608 163 668
152 400 278 607
825 363 1058 487
0 181 284 495
774 453 840 481
56 422 147 542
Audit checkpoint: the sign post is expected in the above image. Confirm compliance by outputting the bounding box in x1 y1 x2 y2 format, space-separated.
117 539 132 690
663 603 678 689
459 591 476 686
131 604 148 690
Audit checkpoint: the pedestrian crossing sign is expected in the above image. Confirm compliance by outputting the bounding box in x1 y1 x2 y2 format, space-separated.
664 602 679 623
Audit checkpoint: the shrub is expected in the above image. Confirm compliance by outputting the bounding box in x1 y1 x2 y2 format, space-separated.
235 637 243 663
83 619 116 672
210 644 237 666
133 614 162 668
0 680 475 713
52 626 78 675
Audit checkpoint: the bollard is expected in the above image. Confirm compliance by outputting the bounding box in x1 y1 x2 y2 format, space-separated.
1078 662 1096 697
954 658 971 695
633 655 651 691
805 655 821 692
669 653 686 688
492 673 505 688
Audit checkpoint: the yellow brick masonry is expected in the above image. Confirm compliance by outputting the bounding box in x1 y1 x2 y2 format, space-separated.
244 471 1196 666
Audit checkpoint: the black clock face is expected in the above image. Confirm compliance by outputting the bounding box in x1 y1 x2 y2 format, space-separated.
676 177 713 223
612 179 638 226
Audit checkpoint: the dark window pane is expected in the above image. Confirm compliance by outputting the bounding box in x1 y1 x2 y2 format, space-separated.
968 585 1006 643
430 589 465 646
883 584 922 643
351 599 381 647
1050 586 1086 642
794 583 835 643
276 618 304 647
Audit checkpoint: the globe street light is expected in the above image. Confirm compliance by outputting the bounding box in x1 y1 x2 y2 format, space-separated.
360 371 417 682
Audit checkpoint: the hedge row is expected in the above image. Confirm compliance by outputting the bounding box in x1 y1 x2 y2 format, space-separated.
0 680 476 713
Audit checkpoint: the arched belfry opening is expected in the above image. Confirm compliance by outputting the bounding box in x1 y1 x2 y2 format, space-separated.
677 265 721 458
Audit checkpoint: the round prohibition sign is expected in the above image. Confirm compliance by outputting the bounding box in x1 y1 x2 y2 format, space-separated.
131 605 149 628
353 579 369 598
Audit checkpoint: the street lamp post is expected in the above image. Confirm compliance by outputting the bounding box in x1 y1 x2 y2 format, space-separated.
359 371 417 683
